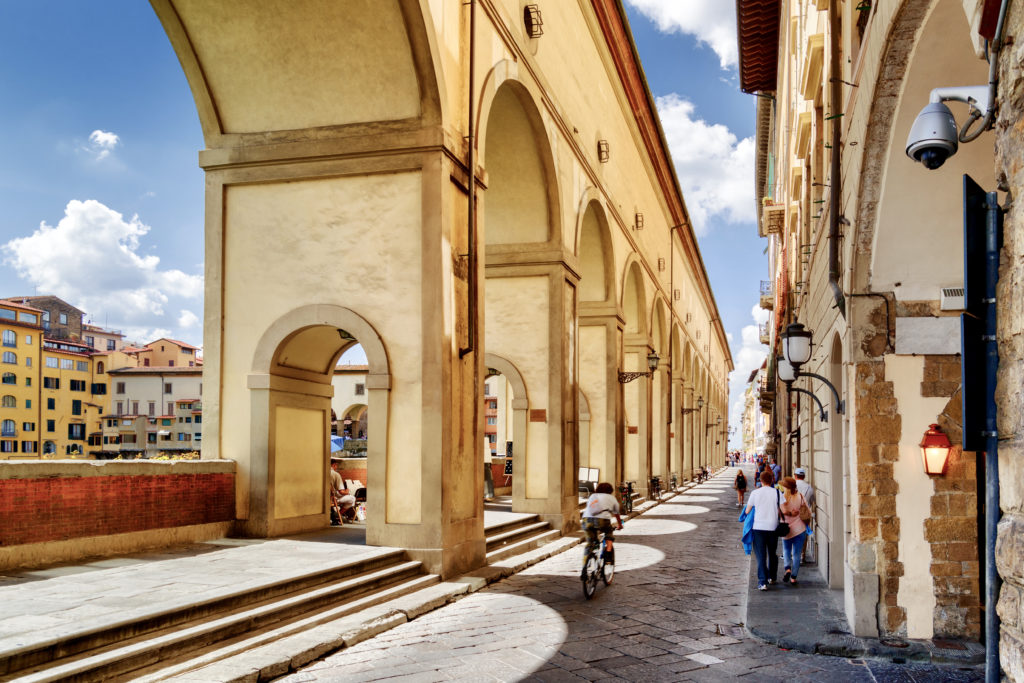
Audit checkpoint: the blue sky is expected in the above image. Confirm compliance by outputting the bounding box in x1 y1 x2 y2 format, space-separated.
0 2 766 446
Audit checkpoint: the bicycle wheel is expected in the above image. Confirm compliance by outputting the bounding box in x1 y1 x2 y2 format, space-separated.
601 552 614 585
582 554 599 599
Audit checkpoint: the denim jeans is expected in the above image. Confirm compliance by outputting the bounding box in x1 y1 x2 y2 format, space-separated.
783 531 808 578
751 529 779 586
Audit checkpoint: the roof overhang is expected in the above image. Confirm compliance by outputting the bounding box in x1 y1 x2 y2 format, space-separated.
736 0 781 94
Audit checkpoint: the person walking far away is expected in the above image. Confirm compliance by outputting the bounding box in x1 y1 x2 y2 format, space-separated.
770 458 782 485
733 468 747 507
779 476 810 586
581 482 623 574
745 469 782 590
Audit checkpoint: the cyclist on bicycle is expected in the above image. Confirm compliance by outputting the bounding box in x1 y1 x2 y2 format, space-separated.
582 482 623 575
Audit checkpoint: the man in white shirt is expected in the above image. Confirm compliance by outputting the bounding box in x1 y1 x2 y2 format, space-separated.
745 469 782 590
581 482 623 574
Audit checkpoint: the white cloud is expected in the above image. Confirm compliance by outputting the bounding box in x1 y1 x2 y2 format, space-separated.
726 305 770 446
625 0 738 69
178 309 200 329
3 199 203 344
85 129 120 161
655 94 755 234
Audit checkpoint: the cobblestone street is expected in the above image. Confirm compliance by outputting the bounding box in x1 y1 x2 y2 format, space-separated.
281 470 983 682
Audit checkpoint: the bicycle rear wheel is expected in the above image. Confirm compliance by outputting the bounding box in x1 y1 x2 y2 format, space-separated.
582 554 599 599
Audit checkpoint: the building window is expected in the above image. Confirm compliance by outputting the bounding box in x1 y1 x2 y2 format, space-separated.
43 377 59 389
59 312 68 325
60 359 73 370
185 416 192 423
76 360 88 372
68 424 85 440
97 361 105 374
148 401 155 416
24 357 31 367
132 401 139 415
42 440 55 454
116 382 125 394
116 401 123 415
486 417 497 425
24 399 31 409
0 440 16 453
70 379 85 391
72 400 82 416
122 433 136 444
25 335 32 345
107 339 115 351
1 420 15 437
24 377 30 387
46 420 55 433
21 441 36 453
1 373 14 385
355 383 365 396
164 383 172 394
168 360 175 367
148 433 157 444
1 395 14 408
2 330 15 347
178 433 191 442
122 419 133 426
144 358 150 367
3 351 16 364
195 415 202 424
0 309 12 321
91 383 106 395
85 335 94 347
45 357 58 368
22 422 34 432
46 397 55 410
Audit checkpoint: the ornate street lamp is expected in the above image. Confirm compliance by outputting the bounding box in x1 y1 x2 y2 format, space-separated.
776 326 844 414
681 395 704 415
618 351 660 383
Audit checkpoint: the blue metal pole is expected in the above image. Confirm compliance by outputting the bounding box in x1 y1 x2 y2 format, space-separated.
984 191 1001 683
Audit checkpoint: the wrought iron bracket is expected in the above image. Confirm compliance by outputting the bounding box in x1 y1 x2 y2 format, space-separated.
618 371 651 384
788 386 828 422
796 371 845 414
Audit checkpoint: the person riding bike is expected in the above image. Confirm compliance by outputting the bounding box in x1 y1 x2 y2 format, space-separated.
582 482 623 576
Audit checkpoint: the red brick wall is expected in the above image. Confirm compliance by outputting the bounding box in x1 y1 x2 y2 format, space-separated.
0 473 234 546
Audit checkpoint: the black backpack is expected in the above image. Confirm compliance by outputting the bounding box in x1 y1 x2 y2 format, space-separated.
736 472 746 488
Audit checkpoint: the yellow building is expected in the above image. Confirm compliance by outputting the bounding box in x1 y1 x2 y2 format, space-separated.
39 337 95 457
136 338 201 368
0 299 43 458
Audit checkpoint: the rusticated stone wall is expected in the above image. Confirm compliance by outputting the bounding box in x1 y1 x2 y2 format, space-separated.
995 1 1024 679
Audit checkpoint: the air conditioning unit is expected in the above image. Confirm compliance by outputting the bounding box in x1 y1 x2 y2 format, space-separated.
940 287 965 311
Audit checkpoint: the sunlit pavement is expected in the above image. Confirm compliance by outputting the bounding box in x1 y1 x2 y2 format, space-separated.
281 468 984 682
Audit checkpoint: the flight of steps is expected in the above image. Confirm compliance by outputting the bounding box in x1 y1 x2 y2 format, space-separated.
0 550 437 683
484 514 560 564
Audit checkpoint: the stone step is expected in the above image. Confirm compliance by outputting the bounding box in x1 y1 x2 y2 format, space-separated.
485 528 561 564
482 514 541 539
1 554 430 683
484 520 551 552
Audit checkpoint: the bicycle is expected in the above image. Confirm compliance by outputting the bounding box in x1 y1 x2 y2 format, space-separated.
581 524 617 599
649 475 662 499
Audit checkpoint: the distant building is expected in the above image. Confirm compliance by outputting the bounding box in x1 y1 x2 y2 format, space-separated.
100 366 203 458
0 299 44 458
135 338 201 368
13 295 85 341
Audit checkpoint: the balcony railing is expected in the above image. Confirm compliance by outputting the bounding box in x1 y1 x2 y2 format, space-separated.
759 280 774 310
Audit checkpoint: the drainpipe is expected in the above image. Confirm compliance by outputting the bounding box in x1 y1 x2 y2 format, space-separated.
827 0 845 317
983 191 1002 683
459 0 477 359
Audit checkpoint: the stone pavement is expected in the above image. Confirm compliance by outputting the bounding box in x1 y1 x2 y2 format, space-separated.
282 468 984 682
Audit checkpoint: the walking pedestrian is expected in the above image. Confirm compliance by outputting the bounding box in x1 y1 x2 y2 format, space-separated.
794 467 815 510
745 469 782 590
779 476 809 586
770 458 782 485
733 469 747 507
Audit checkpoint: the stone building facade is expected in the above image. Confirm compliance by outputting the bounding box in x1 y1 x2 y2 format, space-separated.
738 0 1020 674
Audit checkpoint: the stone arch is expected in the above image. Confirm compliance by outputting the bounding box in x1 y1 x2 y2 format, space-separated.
479 77 560 247
152 0 445 145
484 353 530 504
853 0 992 296
621 258 648 336
246 304 390 538
576 196 615 304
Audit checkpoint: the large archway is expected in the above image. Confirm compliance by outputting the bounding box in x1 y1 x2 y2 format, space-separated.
480 78 577 532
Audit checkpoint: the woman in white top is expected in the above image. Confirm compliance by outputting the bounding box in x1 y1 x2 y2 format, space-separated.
744 469 782 590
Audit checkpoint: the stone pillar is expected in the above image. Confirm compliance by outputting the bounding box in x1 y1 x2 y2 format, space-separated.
670 375 684 483
623 342 653 497
579 310 624 487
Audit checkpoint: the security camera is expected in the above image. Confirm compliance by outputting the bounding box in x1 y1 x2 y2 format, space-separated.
906 85 991 170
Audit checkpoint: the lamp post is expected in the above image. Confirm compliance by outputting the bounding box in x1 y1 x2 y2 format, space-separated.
681 395 704 415
780 323 845 414
618 351 660 383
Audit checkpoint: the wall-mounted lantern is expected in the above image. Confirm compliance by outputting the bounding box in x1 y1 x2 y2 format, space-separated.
779 323 844 414
920 423 952 475
682 395 704 415
618 351 659 383
524 5 544 38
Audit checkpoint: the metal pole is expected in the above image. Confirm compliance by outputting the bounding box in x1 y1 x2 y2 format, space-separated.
984 191 1002 683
